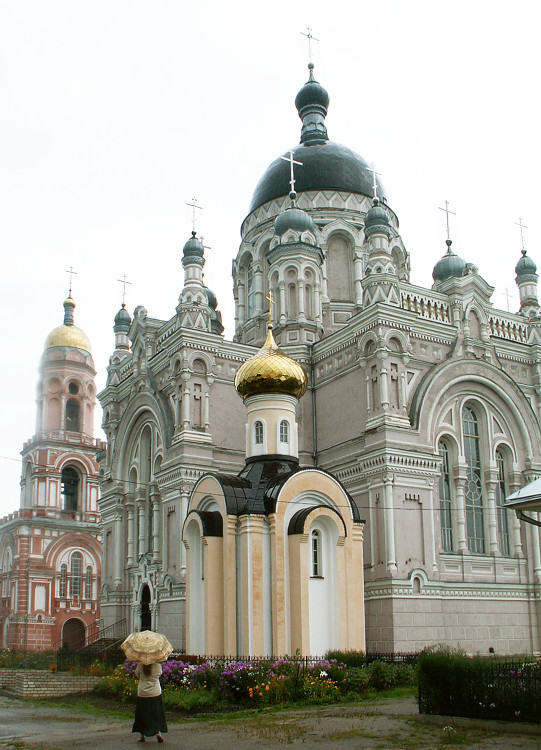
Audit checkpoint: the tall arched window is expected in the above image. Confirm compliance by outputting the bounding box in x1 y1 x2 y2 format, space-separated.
70 552 82 596
61 467 79 511
65 399 80 431
254 421 264 445
59 564 67 598
279 420 289 445
311 529 321 577
495 450 510 555
438 441 453 552
463 406 485 553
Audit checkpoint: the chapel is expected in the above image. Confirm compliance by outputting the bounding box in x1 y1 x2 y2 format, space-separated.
97 63 541 655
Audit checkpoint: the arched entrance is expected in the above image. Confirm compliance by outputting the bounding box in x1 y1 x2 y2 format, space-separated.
140 584 152 630
62 618 85 648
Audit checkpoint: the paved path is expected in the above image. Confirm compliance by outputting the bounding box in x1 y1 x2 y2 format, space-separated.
1 694 541 749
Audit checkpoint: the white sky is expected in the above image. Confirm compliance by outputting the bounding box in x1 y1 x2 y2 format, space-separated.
1 0 540 517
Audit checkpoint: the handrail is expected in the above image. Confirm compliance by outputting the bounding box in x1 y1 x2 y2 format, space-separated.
53 617 127 652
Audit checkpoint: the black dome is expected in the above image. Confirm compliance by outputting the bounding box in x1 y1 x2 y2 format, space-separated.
249 141 387 214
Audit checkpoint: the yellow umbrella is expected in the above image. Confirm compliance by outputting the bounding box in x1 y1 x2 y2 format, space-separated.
121 630 173 665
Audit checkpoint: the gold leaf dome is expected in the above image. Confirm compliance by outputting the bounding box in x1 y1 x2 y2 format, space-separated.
235 326 307 400
44 298 91 353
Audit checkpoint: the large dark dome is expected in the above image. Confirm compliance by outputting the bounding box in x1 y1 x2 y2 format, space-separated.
249 141 387 214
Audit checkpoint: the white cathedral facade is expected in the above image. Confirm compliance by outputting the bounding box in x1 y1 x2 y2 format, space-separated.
98 64 541 655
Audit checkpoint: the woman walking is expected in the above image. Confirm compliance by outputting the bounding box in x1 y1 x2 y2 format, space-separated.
132 661 167 743
120 630 172 744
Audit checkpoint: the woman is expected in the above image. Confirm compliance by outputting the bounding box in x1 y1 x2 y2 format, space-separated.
132 661 168 743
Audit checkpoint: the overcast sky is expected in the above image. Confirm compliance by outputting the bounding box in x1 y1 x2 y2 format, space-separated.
1 0 540 517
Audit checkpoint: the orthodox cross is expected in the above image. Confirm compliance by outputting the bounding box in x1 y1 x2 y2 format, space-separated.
366 163 381 201
65 266 77 297
280 150 303 194
515 217 528 251
266 289 275 326
438 200 456 241
503 288 513 312
186 196 203 233
300 26 319 63
117 274 132 306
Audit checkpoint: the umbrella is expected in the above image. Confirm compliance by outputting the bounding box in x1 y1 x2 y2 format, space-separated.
121 630 173 665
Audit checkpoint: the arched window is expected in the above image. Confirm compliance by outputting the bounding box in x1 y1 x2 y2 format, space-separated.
254 421 264 445
463 406 485 553
495 450 510 555
311 529 321 577
438 441 453 552
279 420 289 444
59 564 67 598
65 399 80 431
1 548 12 597
61 467 79 511
85 566 93 599
70 553 82 597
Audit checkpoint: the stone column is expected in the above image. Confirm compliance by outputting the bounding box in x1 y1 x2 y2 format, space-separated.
60 392 66 431
279 281 286 324
114 514 122 586
182 374 191 429
383 474 397 571
254 264 264 314
297 279 305 322
137 499 146 558
425 480 438 574
531 514 541 584
126 499 135 565
379 357 389 410
237 282 245 326
315 282 322 325
354 251 364 306
180 487 190 575
486 468 499 554
151 484 160 560
81 397 87 435
455 465 467 551
204 376 214 432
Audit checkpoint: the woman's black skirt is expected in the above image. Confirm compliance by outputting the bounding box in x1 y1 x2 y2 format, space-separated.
132 695 168 737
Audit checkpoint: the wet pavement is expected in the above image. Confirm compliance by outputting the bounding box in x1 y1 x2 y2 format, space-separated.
1 694 541 749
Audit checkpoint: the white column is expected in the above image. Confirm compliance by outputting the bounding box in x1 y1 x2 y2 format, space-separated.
114 515 122 586
138 500 146 558
180 487 190 575
455 470 467 551
254 264 264 314
297 280 305 321
152 490 160 560
279 281 286 324
486 474 499 554
383 475 397 571
354 252 363 305
182 375 191 429
126 501 135 565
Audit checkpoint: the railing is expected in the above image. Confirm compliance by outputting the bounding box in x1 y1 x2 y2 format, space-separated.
53 617 127 653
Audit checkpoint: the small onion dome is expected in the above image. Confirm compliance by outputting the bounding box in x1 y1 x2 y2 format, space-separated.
432 240 466 283
204 285 218 310
274 195 316 237
182 231 204 258
295 62 330 115
364 197 391 237
45 297 91 353
235 326 307 401
114 303 131 333
515 249 538 279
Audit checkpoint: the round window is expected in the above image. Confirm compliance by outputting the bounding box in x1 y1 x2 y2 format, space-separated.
68 382 79 395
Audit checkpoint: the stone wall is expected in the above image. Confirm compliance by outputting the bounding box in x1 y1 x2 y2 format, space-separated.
0 669 98 698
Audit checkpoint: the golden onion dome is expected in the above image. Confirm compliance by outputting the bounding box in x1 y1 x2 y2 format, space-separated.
44 297 91 353
235 326 307 400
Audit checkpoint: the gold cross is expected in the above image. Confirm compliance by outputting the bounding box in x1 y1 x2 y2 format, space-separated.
266 289 275 326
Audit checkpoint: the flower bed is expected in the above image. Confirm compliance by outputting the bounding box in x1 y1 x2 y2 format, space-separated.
94 655 415 711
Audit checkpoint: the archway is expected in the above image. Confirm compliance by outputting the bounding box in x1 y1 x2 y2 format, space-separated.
140 584 152 631
62 618 85 649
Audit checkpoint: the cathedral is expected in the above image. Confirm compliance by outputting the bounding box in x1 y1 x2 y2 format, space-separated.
0 297 102 650
97 63 541 655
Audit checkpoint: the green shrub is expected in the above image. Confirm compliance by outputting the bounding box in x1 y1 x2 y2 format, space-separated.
325 650 366 669
0 649 56 670
367 661 394 691
342 666 370 695
162 686 220 712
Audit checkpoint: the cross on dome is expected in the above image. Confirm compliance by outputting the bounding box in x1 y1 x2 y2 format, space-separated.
280 150 304 196
438 200 456 242
186 196 203 234
516 217 528 251
300 26 320 64
117 274 132 306
65 266 77 297
366 163 381 201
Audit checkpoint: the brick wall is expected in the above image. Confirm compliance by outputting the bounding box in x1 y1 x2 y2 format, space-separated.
0 669 98 698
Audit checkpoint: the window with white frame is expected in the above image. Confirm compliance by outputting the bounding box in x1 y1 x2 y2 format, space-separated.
311 529 322 577
85 566 92 599
59 564 67 598
279 420 289 444
438 441 453 552
254 421 264 445
70 552 82 597
495 449 510 556
463 406 485 554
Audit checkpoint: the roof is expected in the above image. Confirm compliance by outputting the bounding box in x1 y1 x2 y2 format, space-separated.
506 477 541 512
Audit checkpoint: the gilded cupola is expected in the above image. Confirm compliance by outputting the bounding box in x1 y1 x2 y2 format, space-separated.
235 325 307 401
44 297 91 353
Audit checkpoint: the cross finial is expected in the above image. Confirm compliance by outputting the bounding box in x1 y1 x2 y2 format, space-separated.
266 289 275 328
280 150 304 196
366 163 381 201
503 288 513 312
186 196 203 234
65 266 77 297
516 217 528 251
438 200 456 241
300 26 320 64
117 274 132 306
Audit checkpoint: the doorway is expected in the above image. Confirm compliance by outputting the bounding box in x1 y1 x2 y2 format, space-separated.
140 584 151 630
